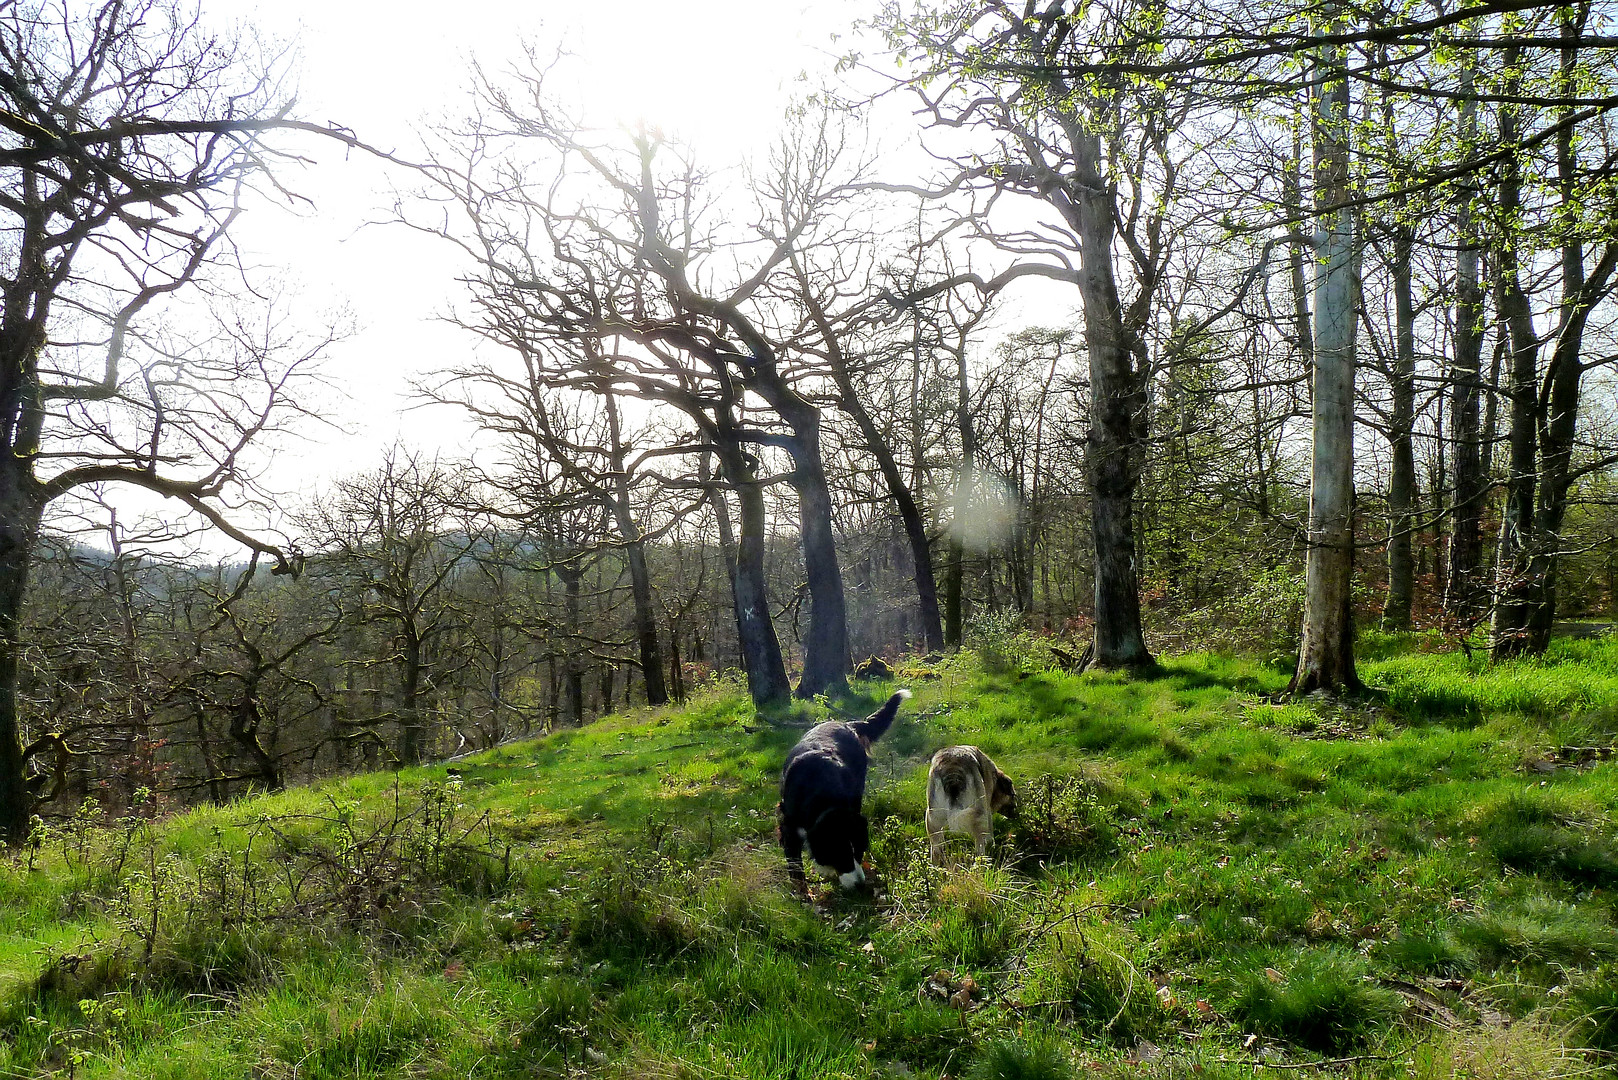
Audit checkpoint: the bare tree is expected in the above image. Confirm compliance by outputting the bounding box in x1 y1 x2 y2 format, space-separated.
411 75 876 701
304 451 480 766
428 363 678 706
0 0 367 838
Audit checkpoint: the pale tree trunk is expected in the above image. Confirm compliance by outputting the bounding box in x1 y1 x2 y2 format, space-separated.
1446 67 1488 624
1287 128 1315 377
1293 41 1362 695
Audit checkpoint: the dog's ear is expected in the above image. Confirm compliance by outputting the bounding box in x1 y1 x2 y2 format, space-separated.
995 770 1018 816
851 810 870 860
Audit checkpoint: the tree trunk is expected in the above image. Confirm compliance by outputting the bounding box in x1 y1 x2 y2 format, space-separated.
1521 19 1618 654
1067 126 1153 670
1287 127 1316 377
603 392 668 705
668 621 685 704
398 629 424 763
1293 42 1362 694
193 704 224 805
1382 224 1417 631
709 431 791 706
0 458 42 842
734 352 849 698
228 696 283 792
1481 328 1505 478
802 260 947 655
560 566 585 724
1490 54 1543 660
782 409 849 698
1446 68 1487 624
946 342 975 647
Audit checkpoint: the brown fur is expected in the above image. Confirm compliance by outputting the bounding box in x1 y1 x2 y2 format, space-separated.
924 745 1017 866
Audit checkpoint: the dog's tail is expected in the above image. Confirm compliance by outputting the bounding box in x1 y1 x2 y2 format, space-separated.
851 689 910 744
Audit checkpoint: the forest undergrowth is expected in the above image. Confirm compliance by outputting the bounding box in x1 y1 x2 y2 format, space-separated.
2 635 1618 1078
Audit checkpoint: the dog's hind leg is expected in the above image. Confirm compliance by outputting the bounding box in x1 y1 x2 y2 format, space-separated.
973 809 992 857
925 810 948 867
776 803 808 890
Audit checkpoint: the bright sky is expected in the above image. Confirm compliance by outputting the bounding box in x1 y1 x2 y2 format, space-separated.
211 0 871 496
74 0 1080 558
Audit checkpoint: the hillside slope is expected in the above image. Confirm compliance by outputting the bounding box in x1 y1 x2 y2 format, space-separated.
3 640 1618 1078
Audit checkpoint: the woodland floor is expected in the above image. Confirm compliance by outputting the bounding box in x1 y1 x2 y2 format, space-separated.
2 634 1618 1078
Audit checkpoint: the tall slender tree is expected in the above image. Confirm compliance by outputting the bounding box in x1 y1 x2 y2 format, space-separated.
1292 17 1363 694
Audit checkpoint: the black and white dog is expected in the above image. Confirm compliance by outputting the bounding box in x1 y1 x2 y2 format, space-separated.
777 689 910 891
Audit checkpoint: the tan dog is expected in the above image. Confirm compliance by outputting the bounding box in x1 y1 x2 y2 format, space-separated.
925 745 1017 865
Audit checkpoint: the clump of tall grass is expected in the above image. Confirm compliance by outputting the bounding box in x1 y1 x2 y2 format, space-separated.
967 1036 1075 1080
516 973 600 1062
1380 930 1475 978
1230 949 1401 1053
568 856 706 961
1457 898 1618 968
687 848 837 956
1566 962 1618 1054
928 867 1029 967
1472 791 1618 886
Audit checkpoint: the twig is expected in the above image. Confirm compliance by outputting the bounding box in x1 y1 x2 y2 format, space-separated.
600 741 701 757
1215 1050 1405 1070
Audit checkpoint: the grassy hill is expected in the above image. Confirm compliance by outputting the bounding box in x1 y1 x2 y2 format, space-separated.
3 636 1618 1078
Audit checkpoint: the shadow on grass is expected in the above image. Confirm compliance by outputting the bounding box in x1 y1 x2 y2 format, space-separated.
1145 658 1283 697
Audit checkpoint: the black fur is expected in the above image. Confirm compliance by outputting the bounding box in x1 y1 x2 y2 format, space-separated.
776 690 909 889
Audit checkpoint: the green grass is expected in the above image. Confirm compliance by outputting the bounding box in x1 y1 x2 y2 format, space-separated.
2 635 1618 1077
